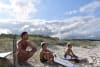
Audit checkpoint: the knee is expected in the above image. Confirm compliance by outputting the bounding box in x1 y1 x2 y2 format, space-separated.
28 52 34 57
32 47 37 52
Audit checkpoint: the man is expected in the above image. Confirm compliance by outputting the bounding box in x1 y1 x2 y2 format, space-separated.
16 32 37 64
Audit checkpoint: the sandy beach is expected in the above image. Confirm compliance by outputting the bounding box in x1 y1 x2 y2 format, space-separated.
2 45 99 67
0 43 100 67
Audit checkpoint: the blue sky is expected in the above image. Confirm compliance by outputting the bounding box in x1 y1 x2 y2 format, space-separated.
34 0 94 19
0 0 100 39
0 0 99 20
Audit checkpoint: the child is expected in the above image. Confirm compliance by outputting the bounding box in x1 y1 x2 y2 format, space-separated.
40 42 54 64
64 42 79 63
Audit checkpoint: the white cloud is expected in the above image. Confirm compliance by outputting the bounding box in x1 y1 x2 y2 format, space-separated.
0 28 12 34
65 10 78 15
65 1 100 15
0 16 100 39
20 25 30 31
10 0 38 20
51 16 100 39
80 1 100 13
0 3 10 10
0 0 39 20
0 16 99 39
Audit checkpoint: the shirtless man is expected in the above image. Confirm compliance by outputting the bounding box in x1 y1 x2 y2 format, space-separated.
16 32 37 64
64 42 79 63
40 42 54 64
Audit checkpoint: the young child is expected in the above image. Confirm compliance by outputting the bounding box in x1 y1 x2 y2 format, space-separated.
64 42 79 63
40 42 54 64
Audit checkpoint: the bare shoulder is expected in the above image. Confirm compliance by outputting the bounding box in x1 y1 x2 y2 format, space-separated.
40 49 43 52
17 39 21 43
40 49 44 54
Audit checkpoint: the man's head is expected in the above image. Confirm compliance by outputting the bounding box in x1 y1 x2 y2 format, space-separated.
21 32 28 40
41 42 48 49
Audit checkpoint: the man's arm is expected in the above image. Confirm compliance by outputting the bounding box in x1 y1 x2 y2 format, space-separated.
17 41 26 53
27 41 37 52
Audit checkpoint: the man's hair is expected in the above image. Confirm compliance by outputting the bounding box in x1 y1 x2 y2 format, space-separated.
68 44 72 47
21 32 28 38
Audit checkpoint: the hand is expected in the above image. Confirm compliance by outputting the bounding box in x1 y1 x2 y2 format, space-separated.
20 49 26 53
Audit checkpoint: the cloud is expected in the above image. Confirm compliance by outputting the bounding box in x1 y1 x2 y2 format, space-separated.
45 16 99 39
0 28 12 34
0 3 10 10
65 10 78 15
0 16 100 39
65 1 100 15
80 1 100 13
0 0 40 20
20 25 30 31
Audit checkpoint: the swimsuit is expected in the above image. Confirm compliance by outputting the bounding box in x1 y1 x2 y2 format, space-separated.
40 57 48 63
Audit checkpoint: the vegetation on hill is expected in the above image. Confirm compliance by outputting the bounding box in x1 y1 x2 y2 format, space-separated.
0 34 100 51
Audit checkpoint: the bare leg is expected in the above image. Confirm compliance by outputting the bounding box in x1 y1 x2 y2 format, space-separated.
24 48 37 63
43 53 54 64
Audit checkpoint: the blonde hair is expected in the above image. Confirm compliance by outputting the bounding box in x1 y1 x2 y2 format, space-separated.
67 42 72 47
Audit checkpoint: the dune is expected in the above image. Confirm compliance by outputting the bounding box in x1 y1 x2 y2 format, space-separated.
0 45 100 67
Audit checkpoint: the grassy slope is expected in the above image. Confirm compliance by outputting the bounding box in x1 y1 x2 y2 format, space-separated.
0 34 100 51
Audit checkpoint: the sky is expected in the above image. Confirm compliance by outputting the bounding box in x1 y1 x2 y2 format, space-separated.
0 0 100 39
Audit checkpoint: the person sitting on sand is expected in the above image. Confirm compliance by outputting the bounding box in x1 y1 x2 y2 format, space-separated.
40 42 54 64
16 32 37 65
64 42 79 63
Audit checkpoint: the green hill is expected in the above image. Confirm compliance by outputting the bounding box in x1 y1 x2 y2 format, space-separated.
0 34 100 51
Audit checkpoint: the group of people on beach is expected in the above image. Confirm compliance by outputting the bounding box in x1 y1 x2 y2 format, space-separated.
16 32 80 65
